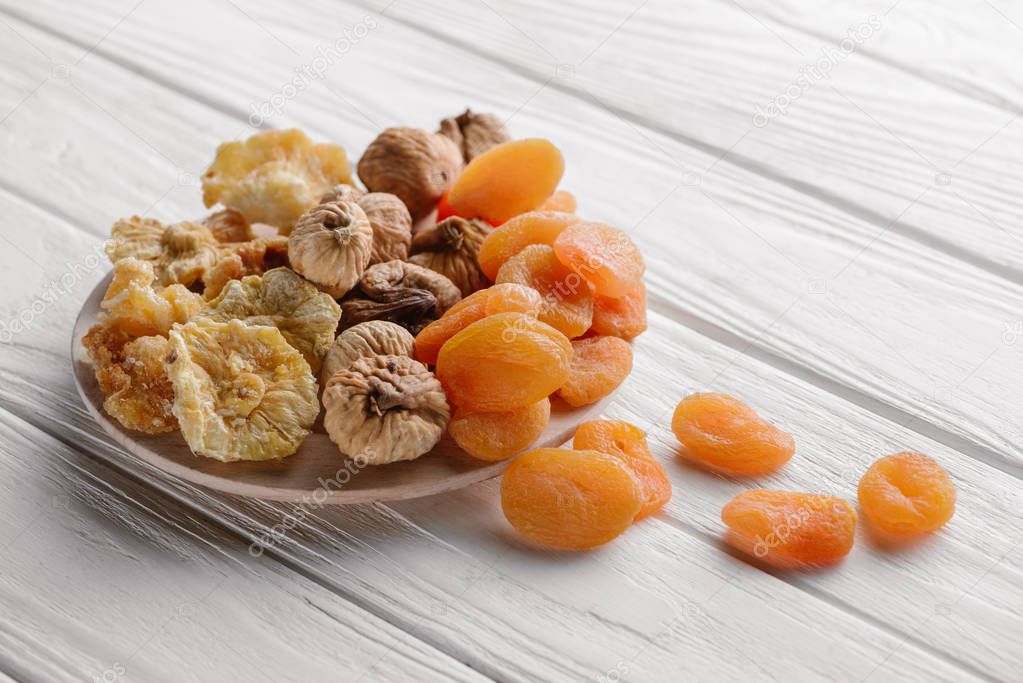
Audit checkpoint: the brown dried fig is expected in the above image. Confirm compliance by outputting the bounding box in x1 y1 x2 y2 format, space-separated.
288 200 373 297
322 354 450 465
321 320 415 384
339 288 438 335
358 192 412 264
438 109 510 162
357 127 463 221
360 260 461 314
409 215 492 296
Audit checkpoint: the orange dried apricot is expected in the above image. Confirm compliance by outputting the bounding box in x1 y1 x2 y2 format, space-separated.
449 398 551 461
858 452 956 535
552 221 644 298
573 420 671 520
672 393 795 475
722 490 857 570
501 448 642 550
537 190 577 213
448 139 564 224
435 312 571 411
414 283 542 365
496 244 593 338
477 211 581 281
556 336 632 407
591 281 647 340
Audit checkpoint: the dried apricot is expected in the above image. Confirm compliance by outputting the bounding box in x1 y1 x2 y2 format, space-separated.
573 420 670 520
556 336 632 407
722 490 857 570
414 284 542 365
591 282 647 340
501 448 642 550
448 139 564 224
449 398 551 461
858 452 956 535
477 211 580 281
435 312 571 411
537 190 576 213
496 244 593 338
552 222 644 298
672 393 795 475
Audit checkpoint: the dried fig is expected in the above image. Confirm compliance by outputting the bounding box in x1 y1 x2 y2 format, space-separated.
202 129 352 233
169 319 318 462
288 200 374 298
438 109 510 162
320 184 365 204
359 260 461 314
106 217 220 288
321 321 415 384
204 235 290 300
357 127 463 221
339 288 438 335
409 215 491 296
322 354 450 465
200 267 341 373
358 192 412 264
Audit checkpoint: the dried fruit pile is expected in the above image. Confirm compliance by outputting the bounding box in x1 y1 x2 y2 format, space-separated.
84 111 645 467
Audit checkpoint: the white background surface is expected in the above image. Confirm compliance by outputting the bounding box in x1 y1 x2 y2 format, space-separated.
1 1 1022 681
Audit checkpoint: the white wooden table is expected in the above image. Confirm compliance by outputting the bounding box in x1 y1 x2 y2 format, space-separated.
1 1 1021 680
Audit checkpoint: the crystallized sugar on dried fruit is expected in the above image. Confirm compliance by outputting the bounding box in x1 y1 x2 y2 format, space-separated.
169 319 318 462
99 257 205 338
202 129 352 233
200 267 340 374
323 354 450 465
106 217 221 288
82 325 177 434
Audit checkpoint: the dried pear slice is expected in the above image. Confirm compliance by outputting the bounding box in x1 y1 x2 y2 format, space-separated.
168 319 318 462
200 267 340 373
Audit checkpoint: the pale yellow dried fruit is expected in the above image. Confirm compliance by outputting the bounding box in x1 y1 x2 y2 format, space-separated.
202 208 253 243
288 200 374 298
357 127 463 220
106 217 221 287
438 109 511 162
358 192 412 264
82 325 177 434
323 355 449 464
204 235 290 300
321 321 415 385
202 129 352 233
409 215 491 296
100 257 205 337
169 319 318 462
200 267 340 373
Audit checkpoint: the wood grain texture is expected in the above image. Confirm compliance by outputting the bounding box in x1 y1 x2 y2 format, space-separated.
2 0 1021 474
0 1 1019 681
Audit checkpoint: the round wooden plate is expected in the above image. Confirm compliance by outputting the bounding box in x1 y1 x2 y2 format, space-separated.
72 272 615 503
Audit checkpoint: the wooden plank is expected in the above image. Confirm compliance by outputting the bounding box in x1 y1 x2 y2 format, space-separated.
0 1 1020 470
0 408 487 683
